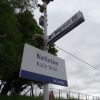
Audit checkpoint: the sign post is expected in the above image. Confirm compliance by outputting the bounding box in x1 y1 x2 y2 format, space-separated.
43 1 49 100
19 1 85 100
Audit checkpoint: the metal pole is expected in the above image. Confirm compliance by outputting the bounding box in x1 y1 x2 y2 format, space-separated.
86 94 87 100
59 89 60 99
69 91 70 99
43 1 49 100
78 93 80 100
31 83 34 97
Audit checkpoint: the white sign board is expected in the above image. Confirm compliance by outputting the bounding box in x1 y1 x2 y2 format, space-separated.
19 43 68 86
47 11 85 45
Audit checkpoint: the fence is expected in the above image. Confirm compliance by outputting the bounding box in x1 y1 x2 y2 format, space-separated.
23 86 100 100
49 88 100 100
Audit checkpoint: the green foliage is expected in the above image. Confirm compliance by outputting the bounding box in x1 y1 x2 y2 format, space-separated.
0 0 22 81
10 0 37 12
0 0 18 35
48 44 58 56
16 10 43 43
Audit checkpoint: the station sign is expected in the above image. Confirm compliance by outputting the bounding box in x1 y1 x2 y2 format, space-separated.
19 43 68 86
47 11 85 45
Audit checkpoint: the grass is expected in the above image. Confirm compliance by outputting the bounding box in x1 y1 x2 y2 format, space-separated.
0 96 43 100
0 95 78 100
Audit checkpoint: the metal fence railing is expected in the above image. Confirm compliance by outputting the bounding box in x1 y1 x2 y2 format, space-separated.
23 86 100 100
49 88 100 100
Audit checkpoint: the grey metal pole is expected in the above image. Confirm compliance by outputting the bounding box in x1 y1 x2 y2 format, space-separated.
31 83 34 97
43 1 49 100
59 89 60 99
78 93 80 100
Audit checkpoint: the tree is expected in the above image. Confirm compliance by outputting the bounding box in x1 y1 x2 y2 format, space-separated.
0 0 24 95
10 0 38 12
0 0 58 95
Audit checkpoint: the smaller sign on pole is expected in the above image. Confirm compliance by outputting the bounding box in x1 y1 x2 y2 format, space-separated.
19 43 68 86
47 11 85 45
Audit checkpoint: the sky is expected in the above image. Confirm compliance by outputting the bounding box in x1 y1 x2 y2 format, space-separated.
34 0 100 96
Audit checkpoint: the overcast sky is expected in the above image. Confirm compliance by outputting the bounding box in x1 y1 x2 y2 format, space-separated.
34 0 100 96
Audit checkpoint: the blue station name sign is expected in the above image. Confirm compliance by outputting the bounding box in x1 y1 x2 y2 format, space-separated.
19 43 68 86
47 11 85 45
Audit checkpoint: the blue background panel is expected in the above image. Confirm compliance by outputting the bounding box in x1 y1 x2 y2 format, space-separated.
20 70 68 86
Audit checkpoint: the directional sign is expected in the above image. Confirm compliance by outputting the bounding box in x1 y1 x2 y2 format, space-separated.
47 11 85 45
19 43 68 86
